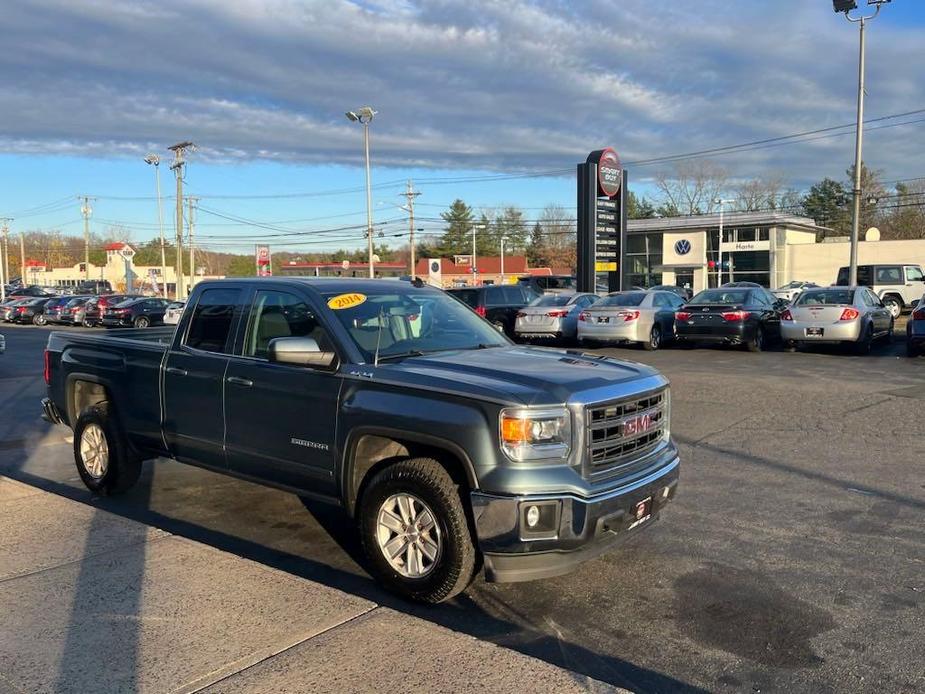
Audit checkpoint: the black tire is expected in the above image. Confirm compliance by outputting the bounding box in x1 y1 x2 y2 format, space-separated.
82 318 94 328
72 404 142 495
34 313 47 326
882 296 902 319
358 457 477 604
855 324 874 355
32 314 43 325
746 326 765 353
784 340 798 353
134 315 150 329
643 324 662 351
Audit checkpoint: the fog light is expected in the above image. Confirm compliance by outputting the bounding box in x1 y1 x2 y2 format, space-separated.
663 486 671 499
526 505 540 528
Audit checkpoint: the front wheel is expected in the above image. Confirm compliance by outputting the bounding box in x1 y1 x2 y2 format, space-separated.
134 315 150 329
73 404 142 495
358 457 477 604
643 324 662 351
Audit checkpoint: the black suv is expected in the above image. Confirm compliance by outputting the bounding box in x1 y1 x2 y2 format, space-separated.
448 284 538 336
101 297 170 328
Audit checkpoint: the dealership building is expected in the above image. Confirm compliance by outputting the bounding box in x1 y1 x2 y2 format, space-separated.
623 212 925 292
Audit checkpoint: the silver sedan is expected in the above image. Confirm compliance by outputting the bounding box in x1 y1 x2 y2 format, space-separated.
514 293 598 343
577 290 686 350
781 286 893 354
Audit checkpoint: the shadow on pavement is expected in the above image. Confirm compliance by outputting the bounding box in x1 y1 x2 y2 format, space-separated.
6 465 705 694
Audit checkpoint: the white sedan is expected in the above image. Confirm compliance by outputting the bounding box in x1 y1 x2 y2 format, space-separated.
578 290 686 350
771 281 818 304
163 301 185 325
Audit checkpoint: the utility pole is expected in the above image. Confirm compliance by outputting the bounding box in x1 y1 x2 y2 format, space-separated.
79 198 93 282
0 218 9 301
168 142 194 298
188 196 198 293
400 180 421 279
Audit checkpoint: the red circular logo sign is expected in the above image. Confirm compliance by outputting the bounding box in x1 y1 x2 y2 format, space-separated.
597 148 622 198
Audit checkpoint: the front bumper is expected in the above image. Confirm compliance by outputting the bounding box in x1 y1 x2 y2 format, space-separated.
781 320 861 343
471 457 679 583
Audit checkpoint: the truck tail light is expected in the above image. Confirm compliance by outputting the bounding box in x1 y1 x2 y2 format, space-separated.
621 311 640 322
781 309 793 321
475 305 486 318
675 311 691 321
44 349 51 385
578 311 589 322
721 310 751 322
546 310 569 318
839 308 860 321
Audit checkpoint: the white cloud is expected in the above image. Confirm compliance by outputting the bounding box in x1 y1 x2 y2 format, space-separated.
1 0 922 185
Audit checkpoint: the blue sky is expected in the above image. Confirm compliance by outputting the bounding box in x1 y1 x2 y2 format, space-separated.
2 0 924 255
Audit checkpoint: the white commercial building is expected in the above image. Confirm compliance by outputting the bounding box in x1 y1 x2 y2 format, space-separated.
624 212 925 293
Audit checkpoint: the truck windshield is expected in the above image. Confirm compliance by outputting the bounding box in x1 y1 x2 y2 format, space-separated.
323 289 509 362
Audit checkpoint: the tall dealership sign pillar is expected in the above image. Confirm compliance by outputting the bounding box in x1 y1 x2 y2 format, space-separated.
577 148 626 294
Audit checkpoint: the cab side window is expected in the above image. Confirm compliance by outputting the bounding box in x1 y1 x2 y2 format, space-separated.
906 266 924 283
185 288 242 354
875 266 902 284
244 290 332 360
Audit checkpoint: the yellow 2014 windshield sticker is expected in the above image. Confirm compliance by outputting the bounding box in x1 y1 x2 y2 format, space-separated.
327 292 367 310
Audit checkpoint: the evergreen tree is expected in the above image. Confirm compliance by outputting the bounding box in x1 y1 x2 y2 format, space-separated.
435 199 474 256
627 190 656 219
801 177 849 236
526 222 545 266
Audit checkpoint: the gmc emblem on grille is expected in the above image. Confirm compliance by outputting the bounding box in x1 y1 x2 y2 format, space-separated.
623 413 652 436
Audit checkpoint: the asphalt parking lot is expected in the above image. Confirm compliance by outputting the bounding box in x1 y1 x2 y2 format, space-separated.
1 324 922 693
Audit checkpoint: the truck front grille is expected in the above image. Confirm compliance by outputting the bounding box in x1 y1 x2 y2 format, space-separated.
586 388 669 479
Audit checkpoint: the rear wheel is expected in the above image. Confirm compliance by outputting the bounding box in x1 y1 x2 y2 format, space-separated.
784 340 798 353
358 457 477 604
34 313 47 326
643 324 662 351
855 324 874 355
134 315 150 329
32 314 43 325
746 326 765 353
73 404 142 495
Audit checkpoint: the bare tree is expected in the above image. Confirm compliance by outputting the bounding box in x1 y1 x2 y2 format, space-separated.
654 160 728 215
537 204 576 271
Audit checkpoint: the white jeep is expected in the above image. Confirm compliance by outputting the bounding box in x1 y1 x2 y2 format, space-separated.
837 264 925 318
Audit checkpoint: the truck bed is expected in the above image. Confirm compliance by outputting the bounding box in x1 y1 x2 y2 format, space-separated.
45 328 173 451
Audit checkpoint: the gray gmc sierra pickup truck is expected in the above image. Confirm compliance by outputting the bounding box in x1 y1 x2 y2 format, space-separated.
43 278 679 603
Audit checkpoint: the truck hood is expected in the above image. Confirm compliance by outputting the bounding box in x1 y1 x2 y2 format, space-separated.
375 346 664 406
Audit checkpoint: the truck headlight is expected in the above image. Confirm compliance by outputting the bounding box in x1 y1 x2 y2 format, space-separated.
500 407 571 461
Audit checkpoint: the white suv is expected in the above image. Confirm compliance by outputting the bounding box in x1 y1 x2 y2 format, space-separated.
837 264 925 318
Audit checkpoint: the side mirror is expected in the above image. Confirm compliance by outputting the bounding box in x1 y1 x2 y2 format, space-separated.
268 336 336 369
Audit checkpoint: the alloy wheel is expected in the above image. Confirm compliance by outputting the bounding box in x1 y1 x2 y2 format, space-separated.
79 423 109 480
375 493 442 578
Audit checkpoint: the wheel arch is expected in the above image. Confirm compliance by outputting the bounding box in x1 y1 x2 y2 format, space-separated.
65 373 114 426
342 427 478 518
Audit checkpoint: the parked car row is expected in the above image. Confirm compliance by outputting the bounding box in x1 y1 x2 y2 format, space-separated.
0 294 173 328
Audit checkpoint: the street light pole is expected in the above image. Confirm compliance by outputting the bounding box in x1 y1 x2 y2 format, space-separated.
144 154 168 297
346 107 377 278
714 198 734 287
500 237 506 284
836 0 886 286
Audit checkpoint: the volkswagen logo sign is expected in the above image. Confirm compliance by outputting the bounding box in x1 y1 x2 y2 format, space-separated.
674 239 692 256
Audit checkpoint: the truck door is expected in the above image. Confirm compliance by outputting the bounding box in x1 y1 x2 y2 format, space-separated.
163 286 245 469
904 266 925 306
224 288 341 497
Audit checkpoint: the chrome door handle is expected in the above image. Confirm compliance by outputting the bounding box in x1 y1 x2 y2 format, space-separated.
165 366 188 376
226 376 253 387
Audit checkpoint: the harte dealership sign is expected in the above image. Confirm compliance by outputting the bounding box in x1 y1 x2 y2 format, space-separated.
577 148 627 293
